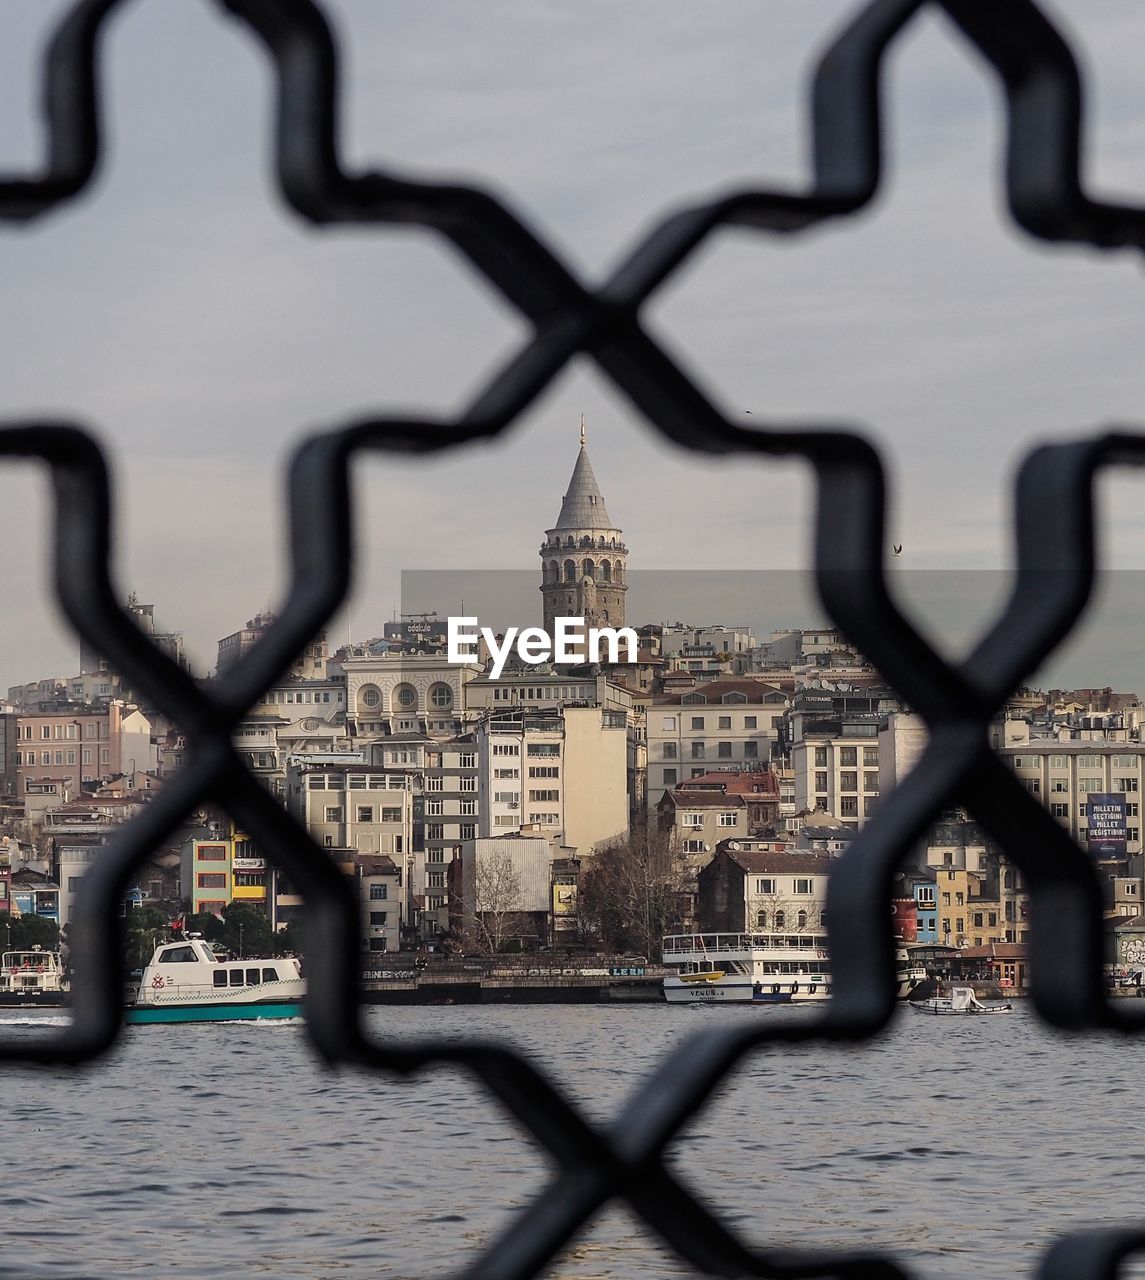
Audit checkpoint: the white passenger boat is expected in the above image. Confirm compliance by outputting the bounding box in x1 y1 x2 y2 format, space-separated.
662 932 830 1004
125 935 304 1025
909 986 1012 1016
662 932 928 1005
0 947 67 1006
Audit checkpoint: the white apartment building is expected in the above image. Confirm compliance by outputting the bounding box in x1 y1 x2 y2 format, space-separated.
646 679 789 812
477 706 628 855
791 718 882 826
990 722 1145 855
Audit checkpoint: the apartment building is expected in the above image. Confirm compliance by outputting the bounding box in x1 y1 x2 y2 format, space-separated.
646 679 789 812
925 814 1029 947
16 702 154 798
791 715 882 826
477 706 627 855
696 843 834 934
991 721 1145 856
657 770 782 863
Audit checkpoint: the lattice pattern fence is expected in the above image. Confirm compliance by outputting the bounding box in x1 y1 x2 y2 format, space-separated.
3 2 1145 1277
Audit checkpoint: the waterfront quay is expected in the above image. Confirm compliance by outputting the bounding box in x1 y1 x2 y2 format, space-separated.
360 954 668 1004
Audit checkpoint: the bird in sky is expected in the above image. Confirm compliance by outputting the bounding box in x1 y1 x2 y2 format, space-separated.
892 544 903 556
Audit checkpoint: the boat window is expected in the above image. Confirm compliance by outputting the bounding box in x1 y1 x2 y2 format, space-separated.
246 968 260 986
229 970 244 986
160 946 197 963
213 971 228 988
261 967 278 982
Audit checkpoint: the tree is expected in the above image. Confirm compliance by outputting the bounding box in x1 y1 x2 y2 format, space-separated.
219 901 274 959
470 851 524 954
0 911 59 955
578 820 689 959
122 906 169 971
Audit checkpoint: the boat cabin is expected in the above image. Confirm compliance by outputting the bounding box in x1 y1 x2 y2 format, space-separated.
150 939 297 989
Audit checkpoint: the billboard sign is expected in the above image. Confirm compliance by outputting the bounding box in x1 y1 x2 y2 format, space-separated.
1088 793 1128 857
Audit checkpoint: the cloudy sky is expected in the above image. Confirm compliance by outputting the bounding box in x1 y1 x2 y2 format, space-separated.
3 0 1145 693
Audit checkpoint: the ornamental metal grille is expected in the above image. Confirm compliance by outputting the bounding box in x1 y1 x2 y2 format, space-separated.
3 2 1145 1278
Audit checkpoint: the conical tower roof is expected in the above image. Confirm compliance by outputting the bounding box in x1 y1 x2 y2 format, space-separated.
552 425 614 531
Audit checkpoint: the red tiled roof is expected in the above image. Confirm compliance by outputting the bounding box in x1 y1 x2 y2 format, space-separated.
661 792 745 810
676 770 780 798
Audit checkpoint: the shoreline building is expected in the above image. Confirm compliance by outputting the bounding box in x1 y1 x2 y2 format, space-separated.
540 420 628 640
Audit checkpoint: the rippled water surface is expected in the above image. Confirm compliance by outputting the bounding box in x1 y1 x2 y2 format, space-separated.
0 1004 1140 1279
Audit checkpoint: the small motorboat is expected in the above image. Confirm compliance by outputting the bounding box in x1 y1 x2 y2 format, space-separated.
909 985 1012 1015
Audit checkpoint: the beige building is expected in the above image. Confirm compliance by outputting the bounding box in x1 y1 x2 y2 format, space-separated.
477 706 627 855
285 762 412 860
646 679 789 812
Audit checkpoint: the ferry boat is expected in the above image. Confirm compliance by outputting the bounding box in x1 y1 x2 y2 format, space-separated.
661 932 927 1005
0 947 67 1006
125 936 304 1024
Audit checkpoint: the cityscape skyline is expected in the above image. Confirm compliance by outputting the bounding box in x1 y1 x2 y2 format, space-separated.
3 0 1145 692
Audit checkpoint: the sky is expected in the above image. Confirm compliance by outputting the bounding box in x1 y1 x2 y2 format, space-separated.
3 0 1145 693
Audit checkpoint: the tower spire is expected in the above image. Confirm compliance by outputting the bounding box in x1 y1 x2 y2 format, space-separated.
580 414 586 447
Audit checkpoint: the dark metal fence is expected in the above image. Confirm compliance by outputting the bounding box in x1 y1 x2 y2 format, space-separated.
3 1 1145 1276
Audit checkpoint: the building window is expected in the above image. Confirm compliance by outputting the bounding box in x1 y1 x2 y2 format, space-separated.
197 873 226 889
1130 827 1140 843
460 777 477 792
744 716 757 729
359 685 381 709
460 824 476 840
381 807 401 822
680 812 703 829
691 743 705 759
840 772 858 792
427 824 444 840
814 747 828 767
460 799 476 816
661 717 677 731
690 716 704 730
662 743 677 759
815 772 827 792
356 806 374 823
863 771 879 792
717 812 737 827
794 878 813 895
198 846 227 861
324 807 343 822
1117 777 1139 793
840 747 857 767
663 769 677 785
755 878 776 894
1051 803 1069 818
718 742 732 759
840 796 858 816
369 911 388 924
426 799 443 816
426 776 443 792
744 742 758 759
429 683 453 709
718 716 731 730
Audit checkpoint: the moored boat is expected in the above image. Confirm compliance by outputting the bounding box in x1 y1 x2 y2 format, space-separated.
0 947 67 1006
909 985 1012 1015
663 932 929 1005
125 935 304 1024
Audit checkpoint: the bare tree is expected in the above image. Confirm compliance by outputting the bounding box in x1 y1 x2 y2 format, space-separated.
471 850 524 954
579 818 690 959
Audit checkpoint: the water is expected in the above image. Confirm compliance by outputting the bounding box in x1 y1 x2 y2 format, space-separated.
0 1004 1139 1279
